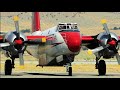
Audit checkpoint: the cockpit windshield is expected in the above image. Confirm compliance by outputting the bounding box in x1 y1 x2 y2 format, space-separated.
57 23 79 32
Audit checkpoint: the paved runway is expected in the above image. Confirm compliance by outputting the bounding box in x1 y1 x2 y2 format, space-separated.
1 60 120 78
1 71 120 78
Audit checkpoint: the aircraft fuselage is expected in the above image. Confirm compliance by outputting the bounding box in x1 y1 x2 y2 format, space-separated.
26 25 81 66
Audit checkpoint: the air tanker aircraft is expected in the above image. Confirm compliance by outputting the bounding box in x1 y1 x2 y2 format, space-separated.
0 12 120 76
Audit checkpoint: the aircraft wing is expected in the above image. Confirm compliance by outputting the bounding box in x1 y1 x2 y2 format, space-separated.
0 35 47 48
26 36 46 44
82 35 120 50
81 35 99 50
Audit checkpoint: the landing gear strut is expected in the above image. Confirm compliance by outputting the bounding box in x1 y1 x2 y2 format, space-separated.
66 63 72 76
11 57 15 68
95 57 100 69
5 59 12 75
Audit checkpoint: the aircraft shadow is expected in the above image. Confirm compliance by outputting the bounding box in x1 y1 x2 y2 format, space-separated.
25 72 120 77
25 72 69 76
0 74 23 76
74 73 120 77
0 72 24 76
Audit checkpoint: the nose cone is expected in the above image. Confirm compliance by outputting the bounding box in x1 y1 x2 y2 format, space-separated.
61 32 81 52
67 32 81 52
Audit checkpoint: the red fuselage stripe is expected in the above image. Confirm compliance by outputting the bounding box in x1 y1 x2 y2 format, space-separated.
27 36 46 40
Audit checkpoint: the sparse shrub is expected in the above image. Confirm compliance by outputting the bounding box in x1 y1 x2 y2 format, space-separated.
113 27 118 30
21 29 30 33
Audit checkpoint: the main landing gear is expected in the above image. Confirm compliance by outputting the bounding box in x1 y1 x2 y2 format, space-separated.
4 57 15 75
5 59 12 75
95 58 106 75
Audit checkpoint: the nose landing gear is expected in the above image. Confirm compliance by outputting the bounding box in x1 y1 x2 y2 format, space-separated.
65 63 72 76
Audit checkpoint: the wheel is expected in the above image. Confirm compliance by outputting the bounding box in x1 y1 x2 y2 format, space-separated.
68 67 72 76
5 60 12 75
98 60 106 75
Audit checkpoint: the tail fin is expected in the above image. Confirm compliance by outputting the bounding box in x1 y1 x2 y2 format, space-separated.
32 12 41 32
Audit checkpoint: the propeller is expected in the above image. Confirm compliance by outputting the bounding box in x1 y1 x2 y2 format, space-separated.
13 16 24 67
0 16 46 69
87 19 120 64
13 16 46 67
87 19 111 55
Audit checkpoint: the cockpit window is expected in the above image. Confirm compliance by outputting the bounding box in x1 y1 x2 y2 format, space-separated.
57 23 79 32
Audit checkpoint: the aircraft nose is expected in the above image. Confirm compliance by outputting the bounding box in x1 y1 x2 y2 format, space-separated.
68 34 81 52
63 32 81 52
69 40 81 52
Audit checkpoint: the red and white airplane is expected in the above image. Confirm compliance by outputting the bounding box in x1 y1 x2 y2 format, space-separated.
0 12 120 76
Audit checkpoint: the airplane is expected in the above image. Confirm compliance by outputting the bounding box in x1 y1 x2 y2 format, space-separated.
0 12 120 76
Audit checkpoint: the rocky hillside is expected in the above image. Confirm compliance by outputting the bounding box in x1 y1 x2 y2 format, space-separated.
1 12 120 35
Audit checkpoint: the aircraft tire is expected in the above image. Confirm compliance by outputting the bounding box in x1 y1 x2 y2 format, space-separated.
68 67 72 76
5 59 12 75
98 60 106 75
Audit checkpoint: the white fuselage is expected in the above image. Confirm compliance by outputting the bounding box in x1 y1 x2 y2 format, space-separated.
26 26 79 65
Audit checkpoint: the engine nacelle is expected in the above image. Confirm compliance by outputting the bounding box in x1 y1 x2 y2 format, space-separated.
97 32 119 59
97 32 119 46
3 31 27 57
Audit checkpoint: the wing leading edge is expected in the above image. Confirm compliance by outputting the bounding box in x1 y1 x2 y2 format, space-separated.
81 35 99 49
0 35 47 48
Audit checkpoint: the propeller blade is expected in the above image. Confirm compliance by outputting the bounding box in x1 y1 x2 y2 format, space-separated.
87 44 110 55
13 16 20 39
116 53 120 65
101 19 110 34
0 43 10 47
19 53 24 68
101 19 111 40
87 46 104 55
